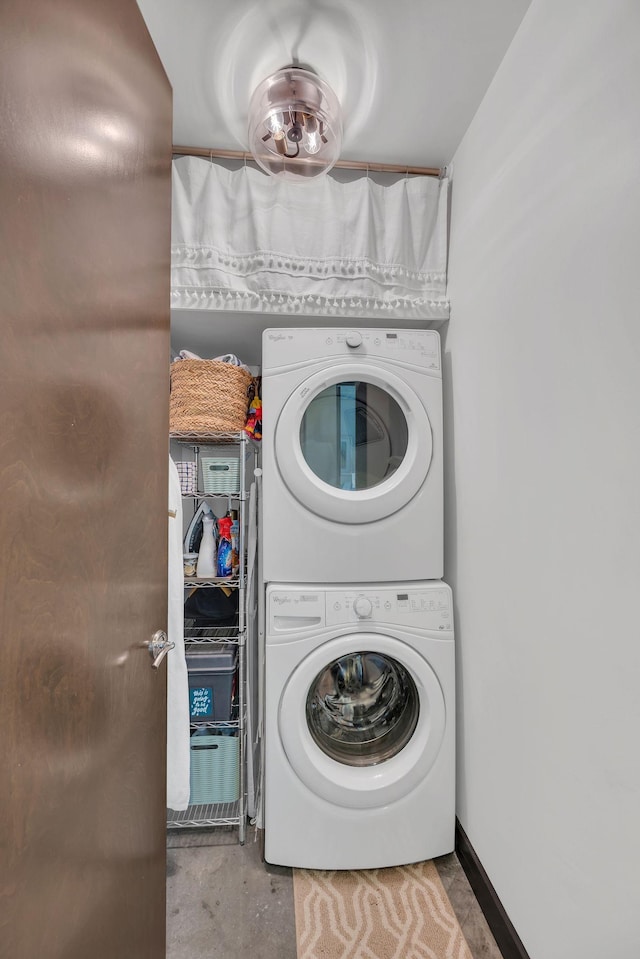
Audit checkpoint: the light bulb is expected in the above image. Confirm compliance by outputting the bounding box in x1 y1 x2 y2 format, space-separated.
303 113 318 134
302 130 322 155
267 112 284 135
273 130 287 155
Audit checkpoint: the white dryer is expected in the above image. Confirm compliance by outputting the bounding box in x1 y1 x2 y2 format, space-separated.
264 582 455 870
262 328 443 584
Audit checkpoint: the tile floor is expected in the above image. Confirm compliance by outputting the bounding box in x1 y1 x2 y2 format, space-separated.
166 826 504 959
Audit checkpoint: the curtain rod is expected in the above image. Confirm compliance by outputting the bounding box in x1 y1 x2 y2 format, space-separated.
172 145 443 178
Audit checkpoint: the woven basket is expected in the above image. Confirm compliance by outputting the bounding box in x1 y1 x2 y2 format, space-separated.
169 360 253 434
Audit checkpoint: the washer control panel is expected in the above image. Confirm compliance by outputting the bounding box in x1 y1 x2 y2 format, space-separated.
326 586 452 632
267 584 453 634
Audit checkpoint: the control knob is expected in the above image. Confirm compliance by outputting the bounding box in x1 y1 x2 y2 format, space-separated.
346 331 363 349
353 595 372 619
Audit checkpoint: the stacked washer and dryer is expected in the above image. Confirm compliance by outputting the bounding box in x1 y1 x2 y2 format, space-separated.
261 328 454 870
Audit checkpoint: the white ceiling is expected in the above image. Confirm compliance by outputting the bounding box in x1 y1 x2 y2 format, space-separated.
137 0 531 169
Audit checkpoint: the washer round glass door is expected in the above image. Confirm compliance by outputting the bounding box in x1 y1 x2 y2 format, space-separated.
306 651 419 767
274 364 433 524
278 632 446 809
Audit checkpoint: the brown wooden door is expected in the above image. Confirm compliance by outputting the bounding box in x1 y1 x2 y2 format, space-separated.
0 1 172 956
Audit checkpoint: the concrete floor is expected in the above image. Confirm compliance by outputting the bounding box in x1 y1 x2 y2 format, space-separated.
167 827 297 959
166 826 504 959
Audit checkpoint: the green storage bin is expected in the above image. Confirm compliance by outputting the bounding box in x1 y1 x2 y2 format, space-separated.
189 734 239 805
201 456 240 494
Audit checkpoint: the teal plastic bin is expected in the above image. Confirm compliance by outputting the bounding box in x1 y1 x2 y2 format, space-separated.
189 734 239 805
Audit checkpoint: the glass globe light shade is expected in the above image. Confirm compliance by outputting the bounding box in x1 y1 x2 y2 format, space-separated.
248 67 342 180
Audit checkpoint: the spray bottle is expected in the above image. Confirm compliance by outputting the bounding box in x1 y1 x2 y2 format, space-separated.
229 509 240 573
196 512 217 578
216 516 233 578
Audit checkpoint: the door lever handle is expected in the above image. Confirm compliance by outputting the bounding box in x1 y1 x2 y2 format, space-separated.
145 630 175 669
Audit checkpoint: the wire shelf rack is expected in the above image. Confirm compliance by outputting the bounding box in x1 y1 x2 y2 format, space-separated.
168 430 259 845
184 575 242 589
170 431 248 445
183 626 242 646
167 800 242 829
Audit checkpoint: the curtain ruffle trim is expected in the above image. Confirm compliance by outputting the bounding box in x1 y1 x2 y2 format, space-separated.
170 286 450 319
171 245 446 290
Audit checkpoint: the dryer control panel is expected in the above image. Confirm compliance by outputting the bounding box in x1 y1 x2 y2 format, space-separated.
262 328 441 372
267 583 453 634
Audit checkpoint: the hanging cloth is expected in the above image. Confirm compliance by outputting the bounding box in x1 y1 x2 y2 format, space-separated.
171 157 450 320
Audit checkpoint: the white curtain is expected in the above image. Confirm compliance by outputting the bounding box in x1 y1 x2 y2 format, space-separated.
171 156 450 320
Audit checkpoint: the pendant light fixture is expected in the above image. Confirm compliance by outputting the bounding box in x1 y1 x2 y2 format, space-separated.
247 66 342 180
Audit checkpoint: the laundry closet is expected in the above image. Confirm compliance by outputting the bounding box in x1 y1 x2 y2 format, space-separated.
166 155 453 870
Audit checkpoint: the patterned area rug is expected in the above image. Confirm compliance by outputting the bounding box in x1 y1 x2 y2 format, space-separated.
293 860 472 959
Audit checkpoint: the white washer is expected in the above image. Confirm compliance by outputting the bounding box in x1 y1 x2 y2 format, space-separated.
264 581 455 870
262 328 443 583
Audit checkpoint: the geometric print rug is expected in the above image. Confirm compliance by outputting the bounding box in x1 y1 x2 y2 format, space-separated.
293 860 473 959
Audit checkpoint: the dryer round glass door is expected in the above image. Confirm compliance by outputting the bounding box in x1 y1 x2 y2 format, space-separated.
274 364 433 524
300 383 408 491
278 632 446 810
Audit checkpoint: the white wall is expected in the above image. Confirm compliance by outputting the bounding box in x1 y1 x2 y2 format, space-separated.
445 2 640 957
